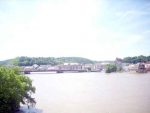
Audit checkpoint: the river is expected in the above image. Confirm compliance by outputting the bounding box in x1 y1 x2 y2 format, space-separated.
21 72 150 113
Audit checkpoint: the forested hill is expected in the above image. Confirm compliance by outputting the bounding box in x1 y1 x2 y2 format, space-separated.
123 55 150 64
0 56 95 66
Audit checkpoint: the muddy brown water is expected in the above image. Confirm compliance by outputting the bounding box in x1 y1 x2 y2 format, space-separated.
21 72 150 113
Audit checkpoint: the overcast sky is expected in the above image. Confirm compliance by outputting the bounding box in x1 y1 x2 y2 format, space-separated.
0 0 150 61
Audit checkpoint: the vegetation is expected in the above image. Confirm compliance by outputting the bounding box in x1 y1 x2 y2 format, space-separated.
105 64 117 73
0 66 36 113
0 56 94 66
123 55 150 64
116 65 123 72
1 55 150 67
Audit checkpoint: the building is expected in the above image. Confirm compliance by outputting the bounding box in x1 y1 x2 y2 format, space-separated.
48 66 59 71
23 66 33 72
58 63 83 71
37 65 51 71
128 64 138 71
145 62 150 72
136 63 147 73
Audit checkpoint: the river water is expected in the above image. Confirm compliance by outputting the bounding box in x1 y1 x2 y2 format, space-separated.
22 72 150 113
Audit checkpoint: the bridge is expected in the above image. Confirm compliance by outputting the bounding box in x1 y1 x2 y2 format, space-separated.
23 69 88 74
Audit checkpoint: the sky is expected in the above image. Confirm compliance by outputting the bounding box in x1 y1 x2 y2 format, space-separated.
0 0 150 61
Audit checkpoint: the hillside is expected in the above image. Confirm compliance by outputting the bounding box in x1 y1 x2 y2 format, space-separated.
0 56 95 66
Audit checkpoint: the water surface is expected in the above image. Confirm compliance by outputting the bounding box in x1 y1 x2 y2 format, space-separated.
24 72 150 113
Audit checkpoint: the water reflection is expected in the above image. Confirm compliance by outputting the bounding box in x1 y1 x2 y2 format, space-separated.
16 106 43 113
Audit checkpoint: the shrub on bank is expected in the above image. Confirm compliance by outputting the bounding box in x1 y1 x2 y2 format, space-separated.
0 66 36 113
105 64 117 73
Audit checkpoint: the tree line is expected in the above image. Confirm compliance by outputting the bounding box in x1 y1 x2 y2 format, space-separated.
0 55 149 66
123 55 150 64
0 56 95 66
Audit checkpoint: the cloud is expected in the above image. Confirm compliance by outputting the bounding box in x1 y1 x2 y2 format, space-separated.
0 0 100 60
116 10 150 21
0 0 149 61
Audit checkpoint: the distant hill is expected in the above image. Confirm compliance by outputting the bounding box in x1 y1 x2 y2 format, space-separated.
0 59 12 65
0 56 95 66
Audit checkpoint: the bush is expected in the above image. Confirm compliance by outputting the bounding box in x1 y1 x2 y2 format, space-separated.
0 66 36 113
105 64 117 73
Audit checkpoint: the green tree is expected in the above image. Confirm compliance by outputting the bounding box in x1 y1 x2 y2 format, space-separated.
105 64 117 73
123 55 150 64
137 55 147 62
0 66 36 113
